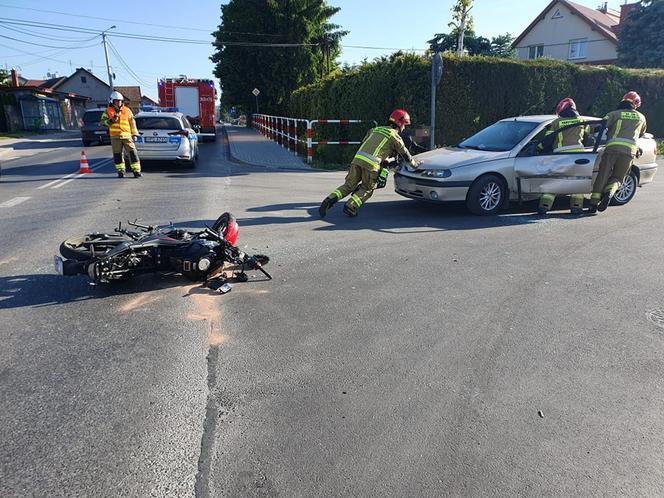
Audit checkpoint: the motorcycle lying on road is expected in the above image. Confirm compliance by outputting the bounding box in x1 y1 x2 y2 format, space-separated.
55 212 271 284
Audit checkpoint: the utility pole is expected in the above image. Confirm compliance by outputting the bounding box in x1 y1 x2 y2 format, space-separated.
101 26 116 91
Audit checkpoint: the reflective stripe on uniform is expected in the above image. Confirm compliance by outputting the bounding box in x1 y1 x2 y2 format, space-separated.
332 189 343 200
372 137 389 157
606 138 637 153
355 150 381 165
350 194 362 207
553 145 585 153
354 154 380 168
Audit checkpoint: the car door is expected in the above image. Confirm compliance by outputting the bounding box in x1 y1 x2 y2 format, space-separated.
514 120 601 195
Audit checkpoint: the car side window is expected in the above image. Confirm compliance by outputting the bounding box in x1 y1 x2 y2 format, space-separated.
533 123 596 156
182 117 192 129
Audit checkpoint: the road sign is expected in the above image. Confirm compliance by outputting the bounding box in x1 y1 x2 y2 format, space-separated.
252 88 260 97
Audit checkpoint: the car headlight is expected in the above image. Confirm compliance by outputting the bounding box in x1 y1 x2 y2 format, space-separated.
421 169 452 178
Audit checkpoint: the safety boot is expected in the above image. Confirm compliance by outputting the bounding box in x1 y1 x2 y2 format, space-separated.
570 207 583 216
318 196 336 218
133 171 142 178
537 207 548 215
117 171 124 178
596 192 611 212
586 204 598 215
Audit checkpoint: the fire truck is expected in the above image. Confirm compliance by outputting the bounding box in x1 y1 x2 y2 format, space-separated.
158 76 217 141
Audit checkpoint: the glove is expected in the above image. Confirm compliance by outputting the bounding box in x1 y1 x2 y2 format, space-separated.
409 159 424 172
110 115 119 124
132 135 139 142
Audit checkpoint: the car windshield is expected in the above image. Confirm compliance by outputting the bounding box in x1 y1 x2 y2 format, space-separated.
135 117 183 130
83 110 104 124
459 120 539 152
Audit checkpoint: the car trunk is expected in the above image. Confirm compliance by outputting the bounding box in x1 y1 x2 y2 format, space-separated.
136 116 184 151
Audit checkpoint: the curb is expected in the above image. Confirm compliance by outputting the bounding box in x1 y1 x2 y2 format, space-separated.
223 126 311 172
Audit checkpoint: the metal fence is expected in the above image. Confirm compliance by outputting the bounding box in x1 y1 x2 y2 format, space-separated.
253 114 377 164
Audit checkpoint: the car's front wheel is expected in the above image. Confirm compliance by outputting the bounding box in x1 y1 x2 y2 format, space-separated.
466 174 506 216
610 169 638 206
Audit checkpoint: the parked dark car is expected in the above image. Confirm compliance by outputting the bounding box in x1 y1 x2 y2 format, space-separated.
80 109 110 146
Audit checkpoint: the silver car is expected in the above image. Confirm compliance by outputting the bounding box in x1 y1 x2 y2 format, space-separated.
395 115 658 215
134 111 199 166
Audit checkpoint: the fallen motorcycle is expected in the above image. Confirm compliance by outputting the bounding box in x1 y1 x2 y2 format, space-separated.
55 212 271 284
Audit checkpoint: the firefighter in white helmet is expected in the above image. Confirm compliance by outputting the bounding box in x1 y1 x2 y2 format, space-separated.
101 91 142 178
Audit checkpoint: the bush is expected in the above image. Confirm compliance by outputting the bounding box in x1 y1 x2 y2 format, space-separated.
289 54 664 148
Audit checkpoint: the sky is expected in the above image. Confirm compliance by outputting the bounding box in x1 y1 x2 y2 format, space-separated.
0 0 623 101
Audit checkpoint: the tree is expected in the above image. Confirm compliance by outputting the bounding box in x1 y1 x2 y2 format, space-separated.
210 0 347 115
448 0 474 56
0 69 10 86
618 0 664 68
428 30 515 58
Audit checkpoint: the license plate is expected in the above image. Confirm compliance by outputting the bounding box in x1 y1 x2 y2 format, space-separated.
54 255 64 275
145 137 168 143
94 131 106 135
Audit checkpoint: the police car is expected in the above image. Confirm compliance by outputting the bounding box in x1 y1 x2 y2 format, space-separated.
134 110 199 166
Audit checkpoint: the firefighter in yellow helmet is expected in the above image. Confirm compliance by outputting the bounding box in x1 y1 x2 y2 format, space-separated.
101 91 142 178
588 91 647 213
538 98 590 215
319 109 422 218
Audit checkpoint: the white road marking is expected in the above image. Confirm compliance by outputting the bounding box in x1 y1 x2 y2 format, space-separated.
0 196 31 208
37 172 78 190
41 158 113 190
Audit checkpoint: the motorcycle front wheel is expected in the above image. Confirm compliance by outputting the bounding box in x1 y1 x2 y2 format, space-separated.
60 233 130 261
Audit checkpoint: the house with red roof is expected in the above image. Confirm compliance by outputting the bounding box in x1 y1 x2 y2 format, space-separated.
512 1 638 65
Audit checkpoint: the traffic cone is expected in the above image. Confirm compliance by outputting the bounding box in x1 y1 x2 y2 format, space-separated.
79 150 91 174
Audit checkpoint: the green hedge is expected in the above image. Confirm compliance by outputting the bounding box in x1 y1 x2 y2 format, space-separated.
289 54 664 147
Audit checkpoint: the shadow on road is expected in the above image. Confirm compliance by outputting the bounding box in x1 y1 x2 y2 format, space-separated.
0 272 216 310
231 199 585 233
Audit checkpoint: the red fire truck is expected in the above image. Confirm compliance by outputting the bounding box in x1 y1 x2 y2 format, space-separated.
158 76 217 141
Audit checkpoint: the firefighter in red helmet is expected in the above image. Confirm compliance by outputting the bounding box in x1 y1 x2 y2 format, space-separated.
319 109 422 218
538 97 590 215
588 91 647 213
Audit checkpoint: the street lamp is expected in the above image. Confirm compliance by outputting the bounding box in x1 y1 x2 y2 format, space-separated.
101 25 116 91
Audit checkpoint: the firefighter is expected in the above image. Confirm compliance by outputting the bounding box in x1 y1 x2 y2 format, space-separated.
588 91 647 214
318 109 422 218
538 97 589 215
101 91 142 178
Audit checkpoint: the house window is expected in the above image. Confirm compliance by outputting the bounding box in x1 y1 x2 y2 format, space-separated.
81 76 87 83
528 45 544 59
568 39 587 60
551 8 563 19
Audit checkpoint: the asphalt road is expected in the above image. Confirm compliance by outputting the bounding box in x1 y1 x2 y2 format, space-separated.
1 134 663 497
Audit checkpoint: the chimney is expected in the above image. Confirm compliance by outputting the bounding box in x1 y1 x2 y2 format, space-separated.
620 2 637 24
10 68 19 87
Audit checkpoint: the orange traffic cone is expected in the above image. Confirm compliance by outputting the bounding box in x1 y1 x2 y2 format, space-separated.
79 150 91 174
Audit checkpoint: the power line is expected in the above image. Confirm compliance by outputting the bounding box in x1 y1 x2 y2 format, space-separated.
107 39 152 87
0 4 283 37
0 23 100 42
0 42 98 70
0 31 101 50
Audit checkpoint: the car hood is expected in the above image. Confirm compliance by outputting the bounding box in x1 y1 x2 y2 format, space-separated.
415 147 509 169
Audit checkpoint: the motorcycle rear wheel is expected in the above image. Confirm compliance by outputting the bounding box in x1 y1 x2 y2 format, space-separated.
60 234 129 261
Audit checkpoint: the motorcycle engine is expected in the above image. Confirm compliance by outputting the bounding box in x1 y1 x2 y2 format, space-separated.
177 240 220 281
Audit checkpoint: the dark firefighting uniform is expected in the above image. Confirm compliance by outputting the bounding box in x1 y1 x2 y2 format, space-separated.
326 126 417 215
590 106 647 206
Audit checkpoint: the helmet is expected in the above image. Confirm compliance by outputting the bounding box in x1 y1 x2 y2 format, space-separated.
109 91 124 102
389 109 411 127
622 91 641 109
556 97 576 115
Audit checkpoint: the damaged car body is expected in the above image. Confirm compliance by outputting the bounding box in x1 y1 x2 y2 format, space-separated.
395 115 659 215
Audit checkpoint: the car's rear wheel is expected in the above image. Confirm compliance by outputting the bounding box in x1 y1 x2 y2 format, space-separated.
466 174 506 215
610 169 638 206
